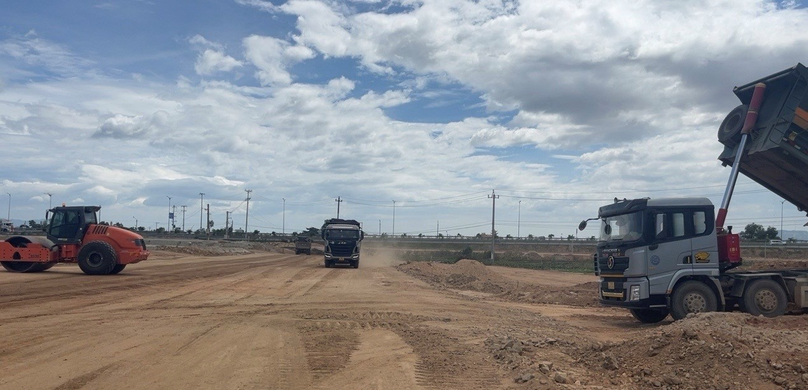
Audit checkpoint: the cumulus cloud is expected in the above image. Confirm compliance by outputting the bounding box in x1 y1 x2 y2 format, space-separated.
189 35 243 76
243 35 315 85
273 0 808 147
93 111 170 139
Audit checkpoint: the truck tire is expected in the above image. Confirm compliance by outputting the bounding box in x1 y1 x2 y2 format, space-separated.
717 104 748 147
629 308 669 324
325 260 332 268
78 241 118 275
670 281 718 320
307 250 311 255
740 279 788 317
109 264 127 275
351 260 359 269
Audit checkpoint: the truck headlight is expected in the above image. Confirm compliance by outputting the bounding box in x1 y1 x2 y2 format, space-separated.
629 285 640 301
325 254 332 258
351 254 359 259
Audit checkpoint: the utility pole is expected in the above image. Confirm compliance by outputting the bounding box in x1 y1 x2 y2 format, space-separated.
206 203 211 239
181 205 187 232
489 190 499 262
6 193 10 221
133 216 138 231
154 222 159 231
245 189 252 238
518 200 521 239
166 196 172 234
172 205 176 231
225 211 230 239
44 192 53 210
282 198 286 235
392 200 396 237
335 196 343 218
199 193 205 234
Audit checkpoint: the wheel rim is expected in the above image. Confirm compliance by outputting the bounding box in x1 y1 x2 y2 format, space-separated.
87 252 104 268
684 292 707 313
754 289 778 312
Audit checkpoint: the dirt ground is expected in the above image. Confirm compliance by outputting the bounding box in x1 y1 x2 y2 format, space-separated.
1 249 807 389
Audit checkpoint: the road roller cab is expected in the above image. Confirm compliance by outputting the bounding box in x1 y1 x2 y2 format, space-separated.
1 206 150 275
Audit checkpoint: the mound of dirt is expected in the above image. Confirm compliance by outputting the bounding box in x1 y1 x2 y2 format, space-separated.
570 312 808 389
398 260 512 294
152 245 252 256
397 260 598 306
739 259 808 271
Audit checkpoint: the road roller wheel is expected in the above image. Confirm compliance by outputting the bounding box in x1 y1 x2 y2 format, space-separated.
78 241 118 275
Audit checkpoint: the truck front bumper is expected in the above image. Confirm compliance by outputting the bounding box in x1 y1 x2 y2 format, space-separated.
324 254 359 264
599 277 660 308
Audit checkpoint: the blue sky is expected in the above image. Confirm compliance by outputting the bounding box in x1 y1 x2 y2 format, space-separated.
2 0 808 237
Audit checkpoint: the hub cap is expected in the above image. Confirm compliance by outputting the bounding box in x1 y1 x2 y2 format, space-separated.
684 292 707 313
87 252 103 268
754 289 777 312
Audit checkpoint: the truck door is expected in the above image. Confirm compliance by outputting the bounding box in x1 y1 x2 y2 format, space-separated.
647 211 693 295
689 209 718 274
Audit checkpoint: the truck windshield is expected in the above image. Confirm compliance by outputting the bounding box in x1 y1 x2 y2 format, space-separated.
600 212 643 242
325 229 359 240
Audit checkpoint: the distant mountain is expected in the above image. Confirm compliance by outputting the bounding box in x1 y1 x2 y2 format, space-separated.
781 230 808 241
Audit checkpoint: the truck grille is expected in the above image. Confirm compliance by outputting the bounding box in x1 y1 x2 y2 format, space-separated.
328 242 355 257
598 255 629 274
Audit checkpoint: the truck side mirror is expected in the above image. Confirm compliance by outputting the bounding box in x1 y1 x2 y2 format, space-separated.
578 220 587 231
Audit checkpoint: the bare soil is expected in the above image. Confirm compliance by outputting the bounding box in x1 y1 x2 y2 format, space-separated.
0 249 806 389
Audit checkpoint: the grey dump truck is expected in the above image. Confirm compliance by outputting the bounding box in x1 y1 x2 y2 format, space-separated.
321 218 363 268
581 63 808 323
294 236 312 255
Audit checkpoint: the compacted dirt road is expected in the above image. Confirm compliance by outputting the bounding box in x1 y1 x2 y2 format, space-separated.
1 250 806 389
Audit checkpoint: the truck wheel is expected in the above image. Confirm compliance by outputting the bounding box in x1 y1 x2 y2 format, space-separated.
629 308 669 323
307 250 311 255
325 261 332 268
78 241 118 275
351 260 359 269
109 264 126 275
717 104 748 147
740 279 787 317
670 281 717 320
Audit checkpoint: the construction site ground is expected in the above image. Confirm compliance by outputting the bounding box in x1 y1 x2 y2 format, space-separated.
1 245 807 389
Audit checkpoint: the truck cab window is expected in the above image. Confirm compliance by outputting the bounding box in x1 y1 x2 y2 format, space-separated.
655 213 667 239
693 211 706 235
672 213 685 237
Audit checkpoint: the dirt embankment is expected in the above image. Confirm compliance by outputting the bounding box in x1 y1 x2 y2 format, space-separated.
151 240 326 256
396 259 598 307
487 312 808 389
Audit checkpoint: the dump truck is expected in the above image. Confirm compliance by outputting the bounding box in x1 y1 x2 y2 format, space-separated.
0 206 150 275
580 63 808 323
294 236 312 255
321 218 363 268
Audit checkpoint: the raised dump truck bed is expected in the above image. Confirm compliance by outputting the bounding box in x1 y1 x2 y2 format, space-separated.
718 63 808 213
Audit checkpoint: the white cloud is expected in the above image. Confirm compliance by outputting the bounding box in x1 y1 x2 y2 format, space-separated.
243 35 315 86
194 49 243 75
93 111 170 139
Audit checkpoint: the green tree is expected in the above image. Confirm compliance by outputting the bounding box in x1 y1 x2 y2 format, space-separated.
741 223 764 240
765 226 779 240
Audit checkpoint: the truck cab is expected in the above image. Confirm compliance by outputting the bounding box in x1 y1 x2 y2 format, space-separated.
594 198 722 313
585 197 808 323
321 219 363 268
294 236 312 255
